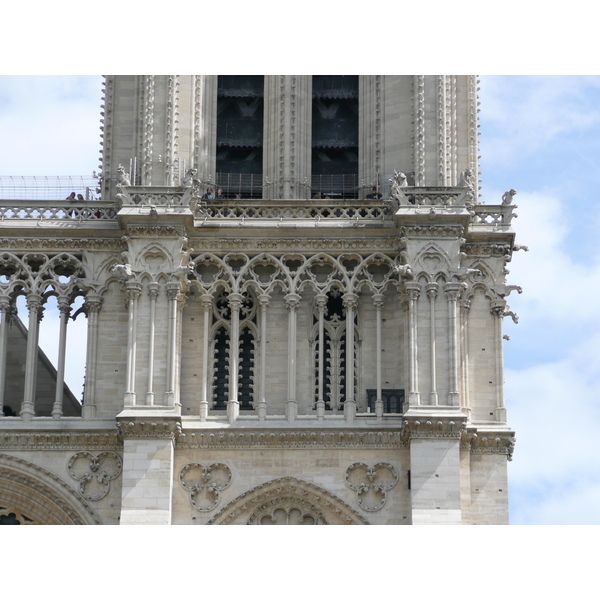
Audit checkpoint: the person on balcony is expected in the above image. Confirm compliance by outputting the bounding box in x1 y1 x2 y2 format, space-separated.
202 187 214 200
365 186 382 199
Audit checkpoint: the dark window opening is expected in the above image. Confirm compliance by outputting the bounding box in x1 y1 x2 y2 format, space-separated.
312 76 358 199
216 75 263 198
366 389 405 414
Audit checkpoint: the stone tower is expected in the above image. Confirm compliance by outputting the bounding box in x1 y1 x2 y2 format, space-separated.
0 75 517 525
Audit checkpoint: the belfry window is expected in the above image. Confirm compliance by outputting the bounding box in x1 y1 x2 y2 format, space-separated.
216 75 264 198
311 76 359 199
210 289 257 411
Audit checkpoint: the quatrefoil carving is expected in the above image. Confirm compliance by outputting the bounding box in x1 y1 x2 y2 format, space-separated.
345 462 398 512
179 463 232 511
67 452 123 501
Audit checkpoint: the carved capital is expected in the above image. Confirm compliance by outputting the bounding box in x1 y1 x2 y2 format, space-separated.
258 293 271 309
426 283 438 301
372 293 384 309
228 292 244 312
284 293 301 312
342 293 359 310
444 282 462 301
125 283 142 301
199 293 213 311
147 282 160 299
402 416 466 440
404 282 421 301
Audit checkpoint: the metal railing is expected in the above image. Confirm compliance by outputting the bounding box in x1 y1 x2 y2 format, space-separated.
0 176 100 201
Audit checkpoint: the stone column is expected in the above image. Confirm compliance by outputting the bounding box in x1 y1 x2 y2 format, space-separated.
491 301 507 423
51 298 71 419
445 283 461 407
199 294 212 421
193 75 218 183
405 283 421 408
21 294 44 420
164 283 182 408
315 294 327 420
227 292 244 423
0 295 12 415
359 75 383 197
257 294 270 420
459 298 471 421
263 76 312 200
373 293 384 419
284 293 301 422
145 283 159 406
124 284 142 407
82 295 102 419
343 293 358 424
426 283 439 406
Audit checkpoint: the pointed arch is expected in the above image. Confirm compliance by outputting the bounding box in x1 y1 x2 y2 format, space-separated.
0 453 102 525
207 476 369 525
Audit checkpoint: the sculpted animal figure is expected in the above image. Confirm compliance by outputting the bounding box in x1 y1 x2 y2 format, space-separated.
116 165 131 187
502 189 517 205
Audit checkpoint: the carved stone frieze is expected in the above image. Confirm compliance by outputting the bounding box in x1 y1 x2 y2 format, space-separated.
188 237 397 252
179 462 232 511
402 417 466 440
0 238 122 251
0 431 122 451
345 462 398 511
116 418 182 440
125 225 187 238
462 430 516 461
176 429 406 450
67 451 122 501
400 224 464 238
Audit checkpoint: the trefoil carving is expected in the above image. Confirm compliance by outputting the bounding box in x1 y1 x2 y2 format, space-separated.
67 451 123 501
180 462 232 511
345 462 398 512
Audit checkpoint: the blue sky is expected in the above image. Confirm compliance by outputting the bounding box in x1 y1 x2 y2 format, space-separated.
0 75 599 527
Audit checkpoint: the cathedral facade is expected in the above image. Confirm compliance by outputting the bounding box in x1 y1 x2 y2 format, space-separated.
0 76 518 525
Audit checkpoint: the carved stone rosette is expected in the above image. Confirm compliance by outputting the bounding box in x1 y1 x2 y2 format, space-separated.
67 451 123 501
345 462 398 511
179 462 232 511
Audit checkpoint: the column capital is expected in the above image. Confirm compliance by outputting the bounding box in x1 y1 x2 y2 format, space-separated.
342 292 359 310
372 293 385 309
147 282 160 298
258 293 271 308
444 282 462 301
284 293 301 312
199 293 213 310
126 282 143 300
404 282 421 300
426 282 439 300
228 292 244 311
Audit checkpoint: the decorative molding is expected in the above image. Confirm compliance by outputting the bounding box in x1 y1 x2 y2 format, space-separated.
462 430 516 461
67 451 122 501
0 237 122 251
345 462 398 511
116 418 182 440
400 224 464 238
402 417 466 439
0 431 121 451
125 225 187 238
250 500 325 525
207 476 369 525
176 429 406 449
179 462 232 511
189 237 397 252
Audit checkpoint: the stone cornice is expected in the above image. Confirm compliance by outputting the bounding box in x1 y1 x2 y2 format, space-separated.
116 413 183 440
0 430 121 451
176 428 406 449
461 428 516 461
188 237 398 252
0 237 122 251
402 415 467 440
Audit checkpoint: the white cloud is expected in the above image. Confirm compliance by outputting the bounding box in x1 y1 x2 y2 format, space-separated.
0 76 102 176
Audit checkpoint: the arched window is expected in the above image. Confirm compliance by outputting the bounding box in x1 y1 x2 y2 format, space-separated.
210 289 257 411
